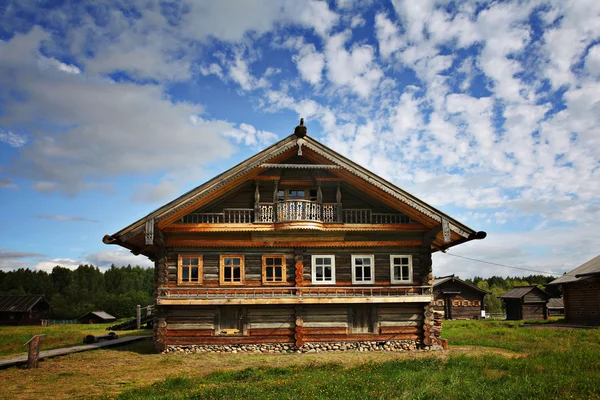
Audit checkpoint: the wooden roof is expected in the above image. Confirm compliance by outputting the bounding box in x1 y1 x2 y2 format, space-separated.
0 295 50 312
433 275 490 294
547 254 600 285
499 286 550 300
78 311 116 321
547 297 564 309
103 130 486 256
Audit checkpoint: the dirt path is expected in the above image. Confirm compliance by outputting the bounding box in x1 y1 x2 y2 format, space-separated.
0 340 524 400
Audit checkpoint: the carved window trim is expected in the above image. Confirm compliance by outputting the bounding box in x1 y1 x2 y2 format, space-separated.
262 255 286 284
390 255 413 284
351 255 375 284
473 300 481 307
311 255 336 284
177 255 203 285
220 255 245 285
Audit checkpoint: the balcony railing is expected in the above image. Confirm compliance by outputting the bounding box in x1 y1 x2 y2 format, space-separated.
158 286 433 299
180 202 412 224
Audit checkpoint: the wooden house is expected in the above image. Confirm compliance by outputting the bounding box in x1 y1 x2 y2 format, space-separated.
77 311 117 324
0 295 51 325
433 275 489 320
499 286 550 320
103 120 486 352
547 255 600 324
547 297 564 316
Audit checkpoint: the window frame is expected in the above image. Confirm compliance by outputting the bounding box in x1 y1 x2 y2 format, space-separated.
262 255 286 284
351 254 375 284
219 254 245 285
177 255 203 285
311 255 336 284
389 254 413 284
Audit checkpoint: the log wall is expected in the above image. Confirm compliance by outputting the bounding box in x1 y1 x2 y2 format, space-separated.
163 304 425 346
563 280 600 323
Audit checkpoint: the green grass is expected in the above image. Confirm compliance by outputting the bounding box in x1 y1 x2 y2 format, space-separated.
0 323 151 357
118 320 600 400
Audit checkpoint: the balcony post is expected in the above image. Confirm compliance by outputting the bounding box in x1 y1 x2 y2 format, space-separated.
336 183 343 222
273 181 279 222
254 182 260 222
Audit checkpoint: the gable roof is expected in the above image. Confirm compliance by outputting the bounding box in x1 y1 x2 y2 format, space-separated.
547 255 600 285
498 286 550 300
78 311 116 321
103 129 486 257
547 297 564 309
433 275 490 294
0 295 50 312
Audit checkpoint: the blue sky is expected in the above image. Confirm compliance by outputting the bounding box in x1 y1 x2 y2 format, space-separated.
1 0 599 278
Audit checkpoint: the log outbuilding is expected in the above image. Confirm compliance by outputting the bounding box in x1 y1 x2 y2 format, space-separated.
77 311 117 324
0 295 51 325
102 120 486 352
547 255 600 324
432 275 489 320
499 286 550 320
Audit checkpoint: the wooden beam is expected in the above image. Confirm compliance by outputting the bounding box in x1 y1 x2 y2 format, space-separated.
164 239 423 248
163 222 429 233
157 296 433 305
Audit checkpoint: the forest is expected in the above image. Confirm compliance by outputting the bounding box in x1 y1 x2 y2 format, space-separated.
0 264 561 319
0 265 154 319
464 275 561 314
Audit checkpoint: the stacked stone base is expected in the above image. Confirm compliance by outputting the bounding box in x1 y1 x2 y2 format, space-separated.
163 339 429 354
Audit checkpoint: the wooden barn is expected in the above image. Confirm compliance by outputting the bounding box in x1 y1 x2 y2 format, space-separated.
547 255 600 324
433 275 489 320
0 295 51 325
547 297 565 316
78 311 117 324
499 286 550 320
103 120 486 352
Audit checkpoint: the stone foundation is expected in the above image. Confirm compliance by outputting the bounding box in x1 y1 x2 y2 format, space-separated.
163 339 434 354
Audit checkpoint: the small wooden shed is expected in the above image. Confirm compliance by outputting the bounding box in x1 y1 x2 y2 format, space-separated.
547 297 564 316
433 275 489 320
547 255 600 324
499 286 550 320
0 295 51 325
78 311 117 324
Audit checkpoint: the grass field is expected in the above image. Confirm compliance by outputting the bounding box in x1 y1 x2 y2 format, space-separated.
0 320 598 399
0 323 150 357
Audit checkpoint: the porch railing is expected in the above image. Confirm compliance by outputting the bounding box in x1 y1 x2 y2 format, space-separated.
181 204 411 224
158 286 433 299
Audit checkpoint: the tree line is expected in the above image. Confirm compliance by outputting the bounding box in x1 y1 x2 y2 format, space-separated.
0 264 154 319
463 275 561 314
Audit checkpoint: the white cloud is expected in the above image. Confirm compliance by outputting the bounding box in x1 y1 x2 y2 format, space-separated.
585 44 600 78
375 12 404 60
325 30 383 97
293 43 325 85
0 130 27 148
34 257 81 273
222 123 278 148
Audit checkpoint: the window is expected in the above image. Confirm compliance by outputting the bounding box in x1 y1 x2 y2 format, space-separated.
288 189 305 199
311 255 335 284
473 300 481 307
262 255 286 284
220 255 244 284
178 255 203 285
390 255 412 283
351 255 374 284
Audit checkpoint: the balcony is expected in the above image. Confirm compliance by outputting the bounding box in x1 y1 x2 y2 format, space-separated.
180 200 412 225
157 286 433 305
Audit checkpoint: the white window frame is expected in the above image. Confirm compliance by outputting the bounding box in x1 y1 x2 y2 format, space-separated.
351 255 375 284
311 255 336 284
390 255 413 284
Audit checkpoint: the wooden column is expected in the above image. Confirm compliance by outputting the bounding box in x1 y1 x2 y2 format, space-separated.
294 306 304 348
154 245 168 352
273 181 279 222
336 183 342 222
254 182 260 222
136 305 141 330
26 334 44 369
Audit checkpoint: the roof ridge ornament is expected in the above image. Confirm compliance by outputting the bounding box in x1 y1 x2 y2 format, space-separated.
294 118 307 138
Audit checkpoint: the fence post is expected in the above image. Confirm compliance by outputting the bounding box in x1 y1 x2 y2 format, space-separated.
25 334 45 369
136 305 141 330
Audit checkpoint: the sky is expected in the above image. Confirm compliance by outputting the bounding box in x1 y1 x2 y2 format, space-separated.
0 0 599 279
